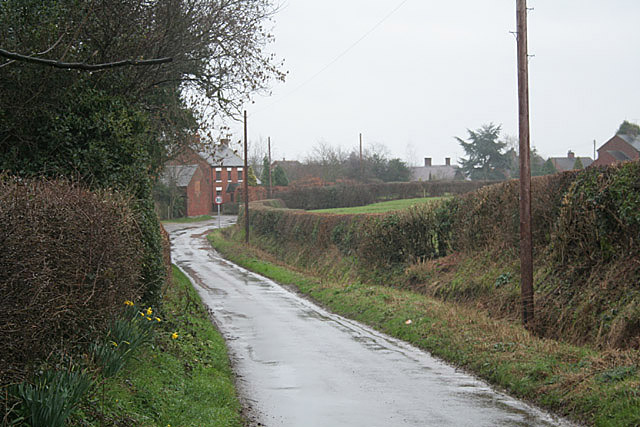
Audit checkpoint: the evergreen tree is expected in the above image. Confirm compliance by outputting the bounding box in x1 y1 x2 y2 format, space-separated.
540 159 557 175
260 156 271 186
617 120 640 137
272 165 289 186
573 157 584 170
456 124 509 180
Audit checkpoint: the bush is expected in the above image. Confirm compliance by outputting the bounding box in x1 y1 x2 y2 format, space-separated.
273 180 494 210
245 161 640 348
0 176 144 384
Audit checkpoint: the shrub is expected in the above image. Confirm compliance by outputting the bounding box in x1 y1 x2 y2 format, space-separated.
273 180 494 210
0 176 143 384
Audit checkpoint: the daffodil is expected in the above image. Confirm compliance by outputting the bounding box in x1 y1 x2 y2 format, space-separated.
124 300 134 306
155 317 162 322
110 341 118 347
139 311 145 317
171 332 178 340
146 307 153 315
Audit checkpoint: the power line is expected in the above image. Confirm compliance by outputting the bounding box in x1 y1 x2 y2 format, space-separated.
249 0 411 117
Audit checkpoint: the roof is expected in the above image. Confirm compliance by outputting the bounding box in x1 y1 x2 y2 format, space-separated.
549 156 594 172
607 150 632 161
618 134 640 152
201 144 244 167
159 165 198 187
410 165 460 181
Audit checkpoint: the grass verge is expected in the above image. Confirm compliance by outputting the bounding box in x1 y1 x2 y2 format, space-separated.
309 197 447 214
161 215 213 224
208 229 640 427
75 265 242 426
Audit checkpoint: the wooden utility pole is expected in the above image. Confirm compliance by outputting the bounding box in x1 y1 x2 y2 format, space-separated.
244 110 249 244
517 0 534 327
359 133 363 181
268 136 272 198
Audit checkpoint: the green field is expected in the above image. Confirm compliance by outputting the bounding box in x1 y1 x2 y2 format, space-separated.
310 197 447 214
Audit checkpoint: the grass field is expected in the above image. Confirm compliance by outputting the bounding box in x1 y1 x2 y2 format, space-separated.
79 265 242 426
310 197 447 214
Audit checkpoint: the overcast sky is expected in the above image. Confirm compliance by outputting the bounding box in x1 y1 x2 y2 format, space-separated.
229 1 640 166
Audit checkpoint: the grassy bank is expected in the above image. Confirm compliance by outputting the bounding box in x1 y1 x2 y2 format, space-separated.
76 265 242 426
208 229 640 427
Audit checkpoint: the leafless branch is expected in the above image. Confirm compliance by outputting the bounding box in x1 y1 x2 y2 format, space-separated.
0 48 172 70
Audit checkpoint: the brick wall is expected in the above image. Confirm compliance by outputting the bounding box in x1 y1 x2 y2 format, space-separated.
186 166 212 216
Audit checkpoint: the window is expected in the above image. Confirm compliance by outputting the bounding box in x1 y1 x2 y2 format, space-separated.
215 170 221 181
237 169 243 181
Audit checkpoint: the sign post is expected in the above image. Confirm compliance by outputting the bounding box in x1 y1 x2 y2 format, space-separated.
215 195 223 228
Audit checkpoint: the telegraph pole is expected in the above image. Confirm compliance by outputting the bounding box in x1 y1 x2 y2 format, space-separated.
517 0 534 328
244 110 249 244
268 136 272 198
359 133 363 181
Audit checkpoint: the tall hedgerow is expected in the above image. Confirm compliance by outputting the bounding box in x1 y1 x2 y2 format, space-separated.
0 176 144 383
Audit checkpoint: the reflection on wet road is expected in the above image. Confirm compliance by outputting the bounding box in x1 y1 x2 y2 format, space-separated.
165 219 572 427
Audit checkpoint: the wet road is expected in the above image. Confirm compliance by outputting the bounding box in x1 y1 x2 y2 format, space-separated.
166 219 571 427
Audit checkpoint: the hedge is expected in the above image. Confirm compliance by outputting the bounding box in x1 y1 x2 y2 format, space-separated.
0 176 145 383
243 162 640 348
272 180 496 210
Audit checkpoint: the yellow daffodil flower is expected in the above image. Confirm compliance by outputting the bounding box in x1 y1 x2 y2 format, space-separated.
171 332 178 340
124 300 134 306
146 307 153 315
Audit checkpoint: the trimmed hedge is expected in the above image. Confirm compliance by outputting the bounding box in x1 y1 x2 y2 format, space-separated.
272 180 496 210
244 162 640 348
0 176 144 383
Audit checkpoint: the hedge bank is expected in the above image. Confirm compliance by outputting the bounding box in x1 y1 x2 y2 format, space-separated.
0 176 146 384
242 162 640 349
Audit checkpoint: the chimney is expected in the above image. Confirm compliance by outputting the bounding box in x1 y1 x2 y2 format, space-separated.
424 157 432 167
445 157 451 166
567 150 575 159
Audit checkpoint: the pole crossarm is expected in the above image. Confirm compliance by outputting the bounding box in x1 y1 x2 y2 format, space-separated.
0 48 172 70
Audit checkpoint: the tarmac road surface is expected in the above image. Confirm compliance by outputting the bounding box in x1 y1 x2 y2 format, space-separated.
165 218 573 427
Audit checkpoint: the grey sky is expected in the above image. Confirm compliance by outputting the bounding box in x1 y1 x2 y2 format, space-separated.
230 1 639 166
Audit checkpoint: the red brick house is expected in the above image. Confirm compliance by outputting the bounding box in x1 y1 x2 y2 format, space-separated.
159 163 212 217
592 134 640 167
165 140 246 215
200 141 245 204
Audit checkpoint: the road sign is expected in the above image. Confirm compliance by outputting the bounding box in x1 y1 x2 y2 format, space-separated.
215 196 223 205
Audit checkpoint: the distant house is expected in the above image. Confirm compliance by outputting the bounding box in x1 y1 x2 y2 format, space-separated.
410 157 463 181
159 163 211 217
164 139 246 216
200 140 245 204
592 134 640 167
549 150 593 172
